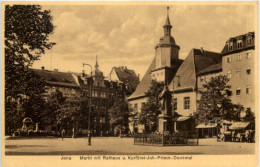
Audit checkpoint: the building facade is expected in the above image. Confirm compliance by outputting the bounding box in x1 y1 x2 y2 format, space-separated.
128 7 256 134
221 32 255 118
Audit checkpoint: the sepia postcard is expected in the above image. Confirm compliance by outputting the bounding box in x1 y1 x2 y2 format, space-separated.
1 1 259 167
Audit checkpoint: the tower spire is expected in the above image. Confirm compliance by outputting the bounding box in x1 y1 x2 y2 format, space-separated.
95 55 99 70
163 6 172 36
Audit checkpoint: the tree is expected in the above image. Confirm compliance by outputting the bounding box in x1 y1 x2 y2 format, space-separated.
5 5 55 100
138 80 164 132
5 5 55 134
195 75 243 123
108 99 132 136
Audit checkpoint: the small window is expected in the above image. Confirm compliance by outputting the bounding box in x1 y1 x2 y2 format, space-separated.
236 88 241 95
237 41 243 49
246 86 252 94
177 76 181 87
246 52 251 59
246 68 251 75
247 37 252 45
141 102 145 109
237 53 241 61
236 70 241 77
184 97 190 110
200 77 203 82
227 56 231 63
227 71 232 79
134 104 138 112
174 98 177 110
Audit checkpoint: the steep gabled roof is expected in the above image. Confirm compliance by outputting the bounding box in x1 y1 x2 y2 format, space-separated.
169 48 221 91
113 67 140 87
127 58 155 100
197 62 222 76
30 69 80 88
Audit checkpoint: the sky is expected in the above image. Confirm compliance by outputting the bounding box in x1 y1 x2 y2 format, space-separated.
32 4 256 79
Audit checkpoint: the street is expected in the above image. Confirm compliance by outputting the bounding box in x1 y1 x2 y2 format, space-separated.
5 137 255 155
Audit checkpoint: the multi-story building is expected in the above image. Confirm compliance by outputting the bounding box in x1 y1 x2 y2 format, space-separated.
30 57 139 136
79 58 127 136
108 66 140 96
31 67 81 100
221 32 255 119
168 48 222 133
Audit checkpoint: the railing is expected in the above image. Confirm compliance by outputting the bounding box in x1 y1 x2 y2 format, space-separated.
134 131 199 146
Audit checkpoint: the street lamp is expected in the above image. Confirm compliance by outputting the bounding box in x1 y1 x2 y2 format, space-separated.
83 63 93 146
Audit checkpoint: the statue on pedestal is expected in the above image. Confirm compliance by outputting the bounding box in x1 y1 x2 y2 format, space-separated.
159 85 172 116
158 85 173 133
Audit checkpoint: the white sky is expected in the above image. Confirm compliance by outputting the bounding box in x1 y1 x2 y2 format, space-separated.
32 4 256 79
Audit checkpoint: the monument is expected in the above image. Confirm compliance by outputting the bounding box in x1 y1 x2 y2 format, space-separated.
158 85 173 133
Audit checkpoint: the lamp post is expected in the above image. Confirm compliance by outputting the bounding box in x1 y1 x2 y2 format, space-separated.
83 63 92 146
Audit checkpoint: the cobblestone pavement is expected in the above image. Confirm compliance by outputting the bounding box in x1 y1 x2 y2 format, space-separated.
5 137 255 155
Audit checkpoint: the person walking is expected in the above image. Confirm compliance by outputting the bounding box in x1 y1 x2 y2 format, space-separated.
61 129 65 141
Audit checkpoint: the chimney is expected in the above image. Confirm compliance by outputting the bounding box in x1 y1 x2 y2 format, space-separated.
82 70 85 77
41 66 45 71
138 73 140 80
200 47 204 54
54 69 58 72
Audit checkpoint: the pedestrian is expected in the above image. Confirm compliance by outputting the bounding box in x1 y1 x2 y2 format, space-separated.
72 128 75 138
61 129 65 141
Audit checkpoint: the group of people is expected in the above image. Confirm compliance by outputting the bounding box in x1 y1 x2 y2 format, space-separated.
231 130 255 143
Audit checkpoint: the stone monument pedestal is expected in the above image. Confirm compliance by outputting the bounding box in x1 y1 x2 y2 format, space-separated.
158 114 173 133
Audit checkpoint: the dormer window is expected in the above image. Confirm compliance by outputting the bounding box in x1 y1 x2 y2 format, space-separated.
247 36 253 46
229 42 233 51
237 40 243 49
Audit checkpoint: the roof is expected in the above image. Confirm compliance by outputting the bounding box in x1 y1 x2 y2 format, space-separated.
197 62 222 76
169 48 221 91
113 67 140 87
30 69 80 88
221 32 255 55
196 123 217 129
229 122 250 130
176 116 191 122
127 57 155 100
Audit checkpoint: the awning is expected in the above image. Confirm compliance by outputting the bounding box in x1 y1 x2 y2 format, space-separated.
229 122 250 130
196 123 217 129
176 116 191 122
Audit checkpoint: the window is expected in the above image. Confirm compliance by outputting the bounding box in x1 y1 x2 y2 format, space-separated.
227 71 232 79
173 98 177 110
237 53 241 61
161 71 164 76
246 86 252 94
236 70 241 77
134 104 138 112
184 97 190 110
157 73 159 76
236 88 241 95
246 52 251 59
229 42 233 51
237 41 242 49
227 56 231 63
153 74 155 77
177 76 181 87
141 102 145 109
200 77 203 82
247 37 252 45
246 68 251 75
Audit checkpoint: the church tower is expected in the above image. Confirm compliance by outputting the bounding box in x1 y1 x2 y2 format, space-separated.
150 7 180 84
93 55 104 87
